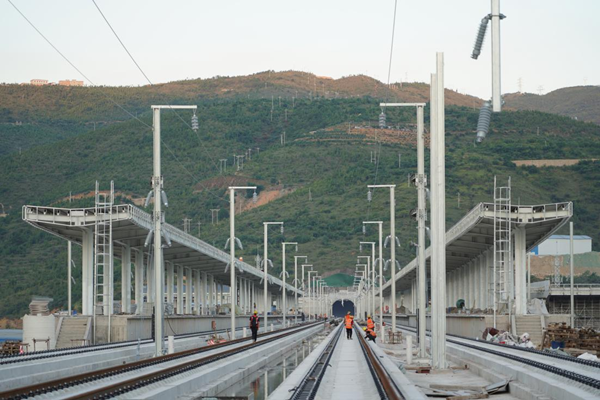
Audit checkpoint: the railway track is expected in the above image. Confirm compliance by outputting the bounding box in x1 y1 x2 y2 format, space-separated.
382 316 600 369
354 324 404 400
0 324 262 365
393 322 600 391
288 322 343 400
288 322 404 400
0 321 322 400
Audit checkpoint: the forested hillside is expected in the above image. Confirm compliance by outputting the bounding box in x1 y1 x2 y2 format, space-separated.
1 83 599 318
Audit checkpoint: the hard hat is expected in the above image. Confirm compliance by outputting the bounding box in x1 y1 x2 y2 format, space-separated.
254 310 258 314
347 311 351 314
367 315 371 318
363 327 367 331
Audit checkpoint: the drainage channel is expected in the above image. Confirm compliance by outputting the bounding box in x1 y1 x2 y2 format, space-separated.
204 329 331 399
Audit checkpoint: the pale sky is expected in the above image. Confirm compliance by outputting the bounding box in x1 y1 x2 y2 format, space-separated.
1 0 598 98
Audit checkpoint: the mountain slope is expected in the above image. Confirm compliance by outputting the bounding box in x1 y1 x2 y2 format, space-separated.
505 86 600 125
0 97 599 318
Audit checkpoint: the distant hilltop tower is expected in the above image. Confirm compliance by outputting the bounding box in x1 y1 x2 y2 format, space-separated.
378 110 386 129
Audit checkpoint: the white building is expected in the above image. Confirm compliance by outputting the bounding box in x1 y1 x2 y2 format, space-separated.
533 235 592 256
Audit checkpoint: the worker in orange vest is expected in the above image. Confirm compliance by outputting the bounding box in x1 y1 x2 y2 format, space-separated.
363 327 377 342
344 311 354 340
366 316 375 330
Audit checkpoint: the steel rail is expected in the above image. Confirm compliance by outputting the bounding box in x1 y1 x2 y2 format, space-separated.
289 323 343 400
393 322 600 391
385 319 600 369
0 322 321 400
354 324 404 400
0 325 251 365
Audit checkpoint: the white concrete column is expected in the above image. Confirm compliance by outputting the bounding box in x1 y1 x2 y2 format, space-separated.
134 249 144 315
166 261 174 304
208 274 214 315
219 283 223 309
81 228 94 315
469 262 475 309
185 268 192 314
148 253 155 304
201 272 207 315
477 254 486 310
177 265 184 314
194 270 201 315
486 250 492 308
514 227 527 315
121 245 131 313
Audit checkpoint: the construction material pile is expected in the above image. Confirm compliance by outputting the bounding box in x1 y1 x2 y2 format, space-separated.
28 297 53 315
542 323 600 355
482 327 535 348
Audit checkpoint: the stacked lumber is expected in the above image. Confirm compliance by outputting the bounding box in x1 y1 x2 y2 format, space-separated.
543 323 600 354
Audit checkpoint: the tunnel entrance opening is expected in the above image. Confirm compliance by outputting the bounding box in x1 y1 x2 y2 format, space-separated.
332 300 355 318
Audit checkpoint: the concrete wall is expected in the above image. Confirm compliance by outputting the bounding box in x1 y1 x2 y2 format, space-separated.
386 314 510 339
94 314 299 343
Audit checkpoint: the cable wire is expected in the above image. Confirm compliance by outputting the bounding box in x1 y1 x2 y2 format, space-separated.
8 0 227 204
91 0 219 172
367 0 398 221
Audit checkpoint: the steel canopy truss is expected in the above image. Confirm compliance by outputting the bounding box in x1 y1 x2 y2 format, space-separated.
22 204 301 294
380 201 572 295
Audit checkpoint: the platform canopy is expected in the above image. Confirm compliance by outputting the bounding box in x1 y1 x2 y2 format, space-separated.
22 204 301 294
381 202 573 294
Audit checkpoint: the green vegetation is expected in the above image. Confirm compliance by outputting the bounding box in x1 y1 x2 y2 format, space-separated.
0 83 599 318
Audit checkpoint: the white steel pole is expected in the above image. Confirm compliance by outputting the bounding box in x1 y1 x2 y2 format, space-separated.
230 188 236 338
68 241 72 315
152 106 164 356
491 0 502 112
264 224 268 331
294 256 307 325
390 186 396 332
570 222 574 327
370 243 376 317
282 243 286 325
378 224 383 332
417 104 427 358
431 53 447 369
527 252 531 303
151 105 196 356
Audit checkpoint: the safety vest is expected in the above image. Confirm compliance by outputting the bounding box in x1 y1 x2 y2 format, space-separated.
367 318 375 330
345 315 353 329
366 328 377 338
250 315 260 329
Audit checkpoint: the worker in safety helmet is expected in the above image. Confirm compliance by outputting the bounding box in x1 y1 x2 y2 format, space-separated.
249 311 260 342
344 311 354 339
363 327 377 342
366 316 375 330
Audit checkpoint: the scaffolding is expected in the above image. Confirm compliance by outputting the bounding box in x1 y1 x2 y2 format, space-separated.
493 176 511 328
93 181 114 344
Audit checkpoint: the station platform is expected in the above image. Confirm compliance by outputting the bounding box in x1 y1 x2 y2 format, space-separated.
316 333 379 400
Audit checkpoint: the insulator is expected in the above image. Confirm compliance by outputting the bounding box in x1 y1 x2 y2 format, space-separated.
280 225 284 234
144 229 154 247
471 15 491 60
476 101 492 142
362 225 366 235
144 190 153 208
252 190 258 204
359 244 363 253
191 113 199 131
161 190 169 207
410 208 418 220
378 111 386 129
367 190 372 202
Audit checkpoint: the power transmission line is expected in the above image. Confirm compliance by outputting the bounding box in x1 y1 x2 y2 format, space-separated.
8 0 228 204
91 0 219 172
